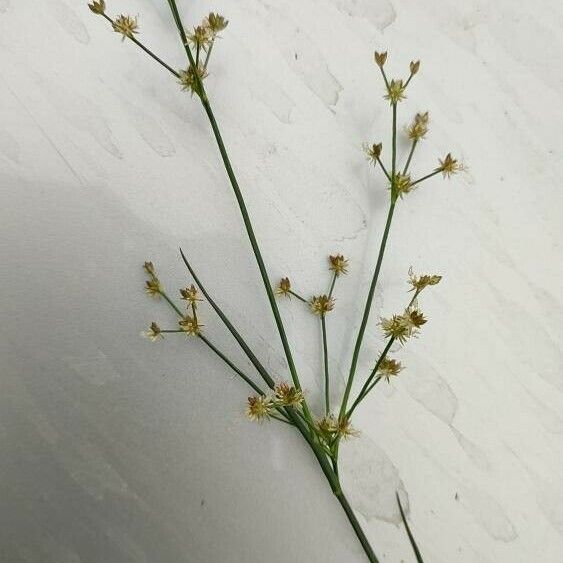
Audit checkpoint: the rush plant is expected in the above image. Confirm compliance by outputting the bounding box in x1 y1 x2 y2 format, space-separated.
89 2 463 561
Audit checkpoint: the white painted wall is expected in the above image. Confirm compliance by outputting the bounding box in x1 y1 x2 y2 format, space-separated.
1 0 562 561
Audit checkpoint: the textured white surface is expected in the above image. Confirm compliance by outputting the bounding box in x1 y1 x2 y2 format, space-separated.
1 0 563 561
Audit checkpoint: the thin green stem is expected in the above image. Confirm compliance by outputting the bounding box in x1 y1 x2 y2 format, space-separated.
198 333 265 396
289 290 308 303
410 169 441 188
338 201 395 420
376 157 391 181
160 291 184 317
396 492 425 563
392 103 397 176
379 67 390 91
203 39 215 71
321 314 330 415
101 14 179 78
270 414 293 426
403 139 418 175
404 72 415 88
179 248 276 390
328 272 337 299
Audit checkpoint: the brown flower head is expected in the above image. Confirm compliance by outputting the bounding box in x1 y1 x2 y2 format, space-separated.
276 277 292 297
180 284 201 304
436 153 463 178
178 315 202 336
364 142 382 165
391 172 412 200
178 64 208 96
408 267 442 293
407 112 429 141
377 357 403 382
274 382 304 407
246 395 274 421
336 416 360 440
409 60 420 75
204 12 229 36
88 0 105 15
374 51 388 67
145 278 162 298
141 321 163 342
310 295 335 316
329 254 349 276
380 314 410 344
187 25 212 50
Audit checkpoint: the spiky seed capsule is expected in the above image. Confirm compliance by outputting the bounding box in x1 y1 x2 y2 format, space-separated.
436 153 463 178
180 284 200 304
329 254 349 276
276 277 291 297
391 172 412 199
384 79 407 104
410 60 420 75
377 357 403 381
112 15 139 41
310 295 335 316
407 112 429 141
274 382 304 407
205 12 229 35
408 267 442 293
246 395 274 421
178 315 202 336
145 278 162 298
380 315 410 344
374 51 388 67
364 142 382 164
187 25 212 50
143 261 156 277
142 322 163 342
178 64 208 96
88 0 105 15
336 417 359 440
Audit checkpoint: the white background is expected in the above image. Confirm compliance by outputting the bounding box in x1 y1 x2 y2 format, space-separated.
1 0 562 561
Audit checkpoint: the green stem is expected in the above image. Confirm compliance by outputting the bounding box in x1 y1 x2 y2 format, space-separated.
160 291 184 317
203 39 215 71
396 492 425 563
289 289 308 303
376 157 391 181
410 169 441 188
270 414 293 426
328 272 337 298
403 139 418 175
338 202 395 419
102 14 180 78
392 103 397 175
321 314 330 414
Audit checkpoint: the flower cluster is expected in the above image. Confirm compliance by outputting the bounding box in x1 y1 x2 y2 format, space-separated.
178 64 208 96
112 14 139 41
390 172 412 200
380 305 427 344
310 294 335 316
179 314 202 336
180 284 201 304
436 153 463 178
408 267 442 293
407 112 429 141
88 0 105 15
144 261 163 297
377 357 403 382
142 321 163 342
364 142 383 165
329 254 349 277
246 382 304 421
384 79 407 104
275 277 292 297
317 415 359 441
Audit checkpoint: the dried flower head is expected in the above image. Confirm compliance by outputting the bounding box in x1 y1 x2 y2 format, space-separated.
404 306 427 330
178 64 208 96
145 278 162 298
180 284 201 304
336 416 359 440
377 357 403 382
436 153 463 178
364 142 383 165
407 112 429 141
178 315 202 336
409 60 420 75
274 382 304 407
187 25 212 50
380 314 410 344
246 395 274 421
317 415 338 437
276 277 292 297
310 295 335 316
143 261 156 277
391 172 412 199
141 321 163 342
88 0 105 15
329 254 349 276
204 12 229 36
384 79 406 104
112 15 139 41
374 51 388 67
408 267 442 293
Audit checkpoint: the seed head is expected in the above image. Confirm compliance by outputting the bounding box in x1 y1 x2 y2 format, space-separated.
317 415 338 437
336 416 359 440
180 284 201 304
380 314 410 344
112 15 139 41
391 172 412 200
374 51 388 67
404 306 427 329
145 278 162 298
329 254 349 276
88 0 105 15
377 357 403 382
409 60 420 75
141 322 163 342
178 64 208 96
364 142 382 165
310 295 335 316
276 277 292 297
178 315 202 336
143 261 156 277
407 112 429 141
246 395 274 421
274 382 304 407
187 25 212 50
384 79 406 104
408 267 442 293
204 12 229 36
436 153 463 178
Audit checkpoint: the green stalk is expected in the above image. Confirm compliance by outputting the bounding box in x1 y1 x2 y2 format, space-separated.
321 314 330 414
396 492 425 563
403 139 418 175
410 169 441 188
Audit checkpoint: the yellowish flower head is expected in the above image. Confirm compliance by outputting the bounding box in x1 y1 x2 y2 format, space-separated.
112 15 139 41
178 315 202 336
436 153 463 178
384 79 406 104
180 284 201 304
205 13 229 36
141 321 163 342
187 25 212 50
377 357 403 382
276 277 292 297
145 278 162 298
329 254 349 276
88 0 105 15
310 295 335 316
391 172 412 200
407 112 429 141
246 395 274 421
408 267 442 293
178 64 208 96
274 382 304 407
